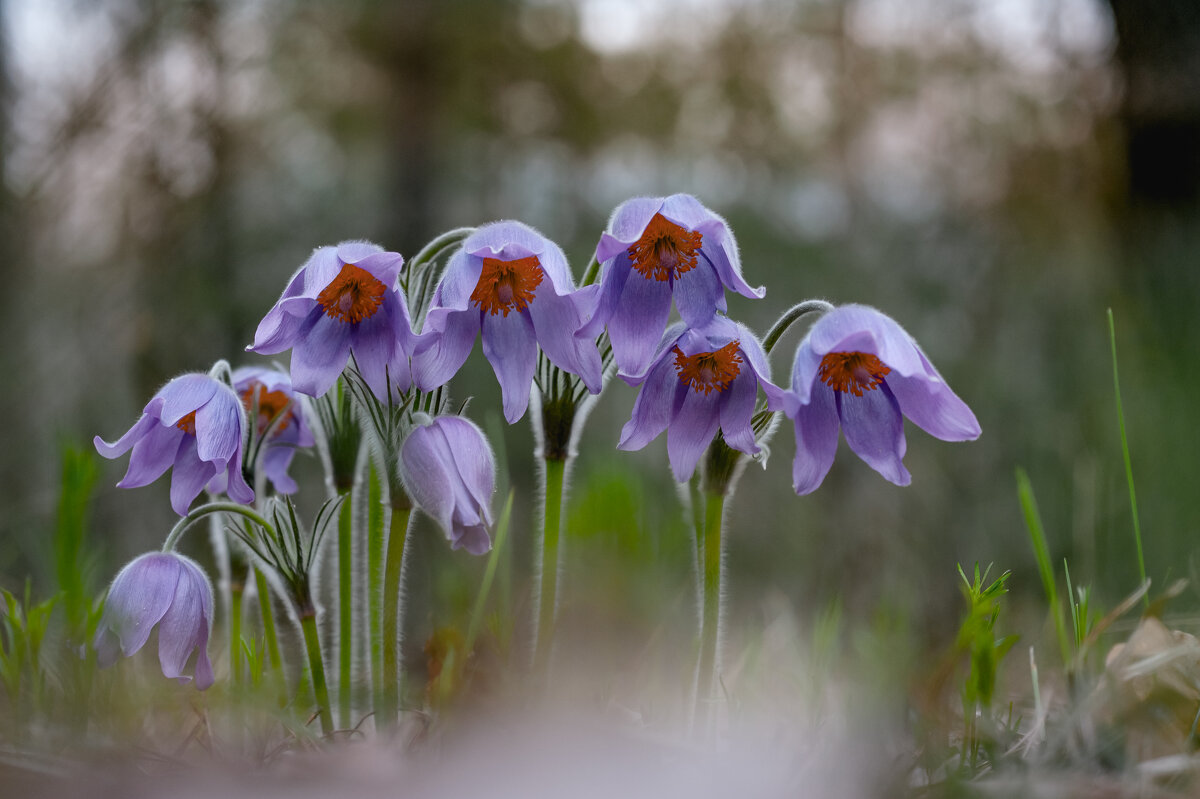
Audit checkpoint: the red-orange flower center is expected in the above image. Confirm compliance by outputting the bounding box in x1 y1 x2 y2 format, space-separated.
240 384 293 434
316 263 387 324
818 351 891 397
176 411 197 435
470 256 544 317
673 341 743 395
627 213 704 282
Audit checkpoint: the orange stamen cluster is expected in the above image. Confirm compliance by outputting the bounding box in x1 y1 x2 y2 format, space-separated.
241 384 293 434
673 341 743 395
626 213 704 282
470 256 544 317
316 263 387 324
176 411 198 435
818 351 892 397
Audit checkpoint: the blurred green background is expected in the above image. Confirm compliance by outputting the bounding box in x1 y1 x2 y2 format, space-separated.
1 0 1198 681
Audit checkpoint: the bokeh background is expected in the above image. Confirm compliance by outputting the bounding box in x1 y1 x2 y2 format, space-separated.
1 0 1198 695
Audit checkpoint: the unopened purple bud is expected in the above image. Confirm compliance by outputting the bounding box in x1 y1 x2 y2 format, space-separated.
94 551 215 689
399 416 495 555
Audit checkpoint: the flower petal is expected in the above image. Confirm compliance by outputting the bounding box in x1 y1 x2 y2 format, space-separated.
481 312 538 423
673 256 724 328
169 438 217 515
115 423 186 489
617 351 681 452
606 268 673 377
157 557 213 686
718 371 760 457
887 362 981 442
194 386 243 464
807 305 926 379
289 312 353 398
788 384 841 495
836 383 911 486
439 417 496 526
412 307 480 391
158 374 220 427
452 524 492 555
94 413 157 459
528 285 603 392
400 424 458 534
349 298 402 400
666 387 722 482
95 553 181 663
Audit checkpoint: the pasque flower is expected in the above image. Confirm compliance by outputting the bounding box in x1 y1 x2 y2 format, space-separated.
232 365 314 494
94 551 216 689
399 415 495 555
412 221 602 423
583 194 765 377
248 241 416 401
619 315 772 482
765 304 981 494
95 372 254 515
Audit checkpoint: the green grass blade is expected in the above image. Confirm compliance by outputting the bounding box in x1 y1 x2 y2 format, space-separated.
1016 467 1070 667
1107 308 1147 607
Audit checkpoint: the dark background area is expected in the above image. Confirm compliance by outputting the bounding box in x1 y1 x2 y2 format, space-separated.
1 0 1198 675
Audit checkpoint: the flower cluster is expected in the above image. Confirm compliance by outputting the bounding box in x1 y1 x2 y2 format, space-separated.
89 191 979 699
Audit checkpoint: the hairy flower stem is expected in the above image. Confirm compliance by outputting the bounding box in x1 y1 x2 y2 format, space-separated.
253 566 285 698
229 577 245 686
366 463 386 720
163 502 273 552
533 456 567 672
378 504 412 733
299 611 332 736
335 490 353 727
695 491 726 733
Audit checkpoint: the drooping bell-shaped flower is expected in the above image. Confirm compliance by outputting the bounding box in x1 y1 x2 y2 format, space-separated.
399 415 495 555
619 315 773 482
232 365 314 494
765 304 981 494
248 241 417 401
584 194 765 377
95 372 254 515
94 551 216 689
411 221 603 423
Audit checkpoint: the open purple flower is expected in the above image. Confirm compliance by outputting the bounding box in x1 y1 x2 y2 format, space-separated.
95 373 254 515
248 241 416 401
412 221 602 423
232 365 314 494
94 551 215 689
400 415 495 555
619 315 772 482
583 194 765 377
765 304 981 494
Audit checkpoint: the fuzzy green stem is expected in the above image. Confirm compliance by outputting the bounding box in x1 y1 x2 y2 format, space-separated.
761 300 834 355
696 491 726 728
336 490 353 727
299 611 332 736
378 505 412 732
229 580 244 686
162 502 273 552
534 457 566 671
253 566 285 695
367 462 386 721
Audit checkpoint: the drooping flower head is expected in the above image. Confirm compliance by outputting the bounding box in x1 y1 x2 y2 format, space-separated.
412 221 603 423
248 241 416 401
95 372 254 515
765 304 981 494
94 551 216 689
584 194 765 377
399 415 495 555
232 365 314 495
619 315 772 482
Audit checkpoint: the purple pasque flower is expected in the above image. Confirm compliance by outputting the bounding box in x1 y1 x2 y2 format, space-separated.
95 373 254 515
399 415 495 556
248 241 416 401
618 315 772 483
764 304 981 495
94 551 216 689
583 194 765 377
232 365 314 494
412 221 603 423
